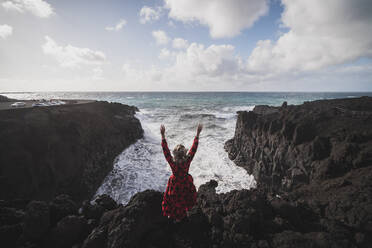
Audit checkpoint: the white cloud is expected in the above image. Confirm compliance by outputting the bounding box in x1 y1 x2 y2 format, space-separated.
105 19 127 32
139 6 162 24
172 38 189 49
122 42 245 89
120 34 372 90
2 0 54 18
171 43 244 77
152 30 169 45
2 1 23 12
247 0 372 73
0 24 13 39
164 0 269 38
92 67 104 80
42 36 106 68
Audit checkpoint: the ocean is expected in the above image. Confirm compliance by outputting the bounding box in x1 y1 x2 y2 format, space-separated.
3 91 372 204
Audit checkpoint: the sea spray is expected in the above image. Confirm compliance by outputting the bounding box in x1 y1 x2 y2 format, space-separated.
95 107 256 204
4 92 369 204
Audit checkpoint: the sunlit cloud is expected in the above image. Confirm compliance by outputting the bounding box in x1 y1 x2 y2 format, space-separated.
2 0 54 18
246 0 372 73
42 36 106 68
1 0 371 91
164 0 268 38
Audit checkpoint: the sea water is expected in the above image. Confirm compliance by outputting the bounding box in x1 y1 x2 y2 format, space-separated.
3 91 372 204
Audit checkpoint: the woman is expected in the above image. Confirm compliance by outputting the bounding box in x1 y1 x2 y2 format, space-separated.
160 123 202 221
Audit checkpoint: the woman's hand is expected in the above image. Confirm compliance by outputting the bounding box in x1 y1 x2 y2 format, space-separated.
160 124 165 138
196 123 203 137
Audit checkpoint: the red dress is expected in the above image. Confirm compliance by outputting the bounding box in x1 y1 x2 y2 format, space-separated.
161 136 198 221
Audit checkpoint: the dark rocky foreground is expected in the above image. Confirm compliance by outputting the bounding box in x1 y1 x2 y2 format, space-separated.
1 96 371 248
0 100 143 202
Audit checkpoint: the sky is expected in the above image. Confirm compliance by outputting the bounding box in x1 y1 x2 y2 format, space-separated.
0 0 372 92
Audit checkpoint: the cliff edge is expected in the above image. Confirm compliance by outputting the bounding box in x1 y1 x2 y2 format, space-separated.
2 97 372 248
0 101 143 202
225 96 372 193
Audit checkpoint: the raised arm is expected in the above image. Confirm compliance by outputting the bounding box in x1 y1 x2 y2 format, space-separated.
187 123 202 162
161 125 174 165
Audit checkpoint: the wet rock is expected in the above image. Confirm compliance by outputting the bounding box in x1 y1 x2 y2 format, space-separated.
93 194 117 211
81 201 105 220
81 194 118 222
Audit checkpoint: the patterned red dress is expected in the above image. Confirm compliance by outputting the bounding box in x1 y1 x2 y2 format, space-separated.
161 136 198 221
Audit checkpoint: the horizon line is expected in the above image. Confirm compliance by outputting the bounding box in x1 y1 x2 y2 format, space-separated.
2 90 372 94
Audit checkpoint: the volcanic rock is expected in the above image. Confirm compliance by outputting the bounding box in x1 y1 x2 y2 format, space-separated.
0 101 143 202
225 96 372 247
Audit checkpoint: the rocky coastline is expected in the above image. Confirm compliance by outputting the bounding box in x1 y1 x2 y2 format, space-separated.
1 96 371 248
0 99 143 202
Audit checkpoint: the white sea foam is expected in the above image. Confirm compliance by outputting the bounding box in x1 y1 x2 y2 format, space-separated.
6 92 367 204
95 106 257 204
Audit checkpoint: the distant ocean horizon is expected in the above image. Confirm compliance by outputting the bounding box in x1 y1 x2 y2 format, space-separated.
3 91 372 204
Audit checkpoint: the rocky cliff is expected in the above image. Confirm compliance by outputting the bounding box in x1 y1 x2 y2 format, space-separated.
0 101 143 202
1 97 372 248
223 96 372 247
225 96 372 194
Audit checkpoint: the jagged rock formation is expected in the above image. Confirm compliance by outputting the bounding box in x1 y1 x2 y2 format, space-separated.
224 96 372 247
1 96 371 248
225 97 372 193
3 179 367 248
0 101 143 202
0 194 116 248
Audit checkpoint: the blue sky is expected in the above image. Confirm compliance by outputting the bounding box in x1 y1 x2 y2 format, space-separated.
0 0 371 91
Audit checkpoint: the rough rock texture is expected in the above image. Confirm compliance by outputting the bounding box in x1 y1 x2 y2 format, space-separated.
0 101 143 202
225 97 372 193
0 194 117 248
224 96 372 247
1 179 370 248
1 96 371 248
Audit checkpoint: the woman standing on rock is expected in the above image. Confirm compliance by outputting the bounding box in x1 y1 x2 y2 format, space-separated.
160 123 202 222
